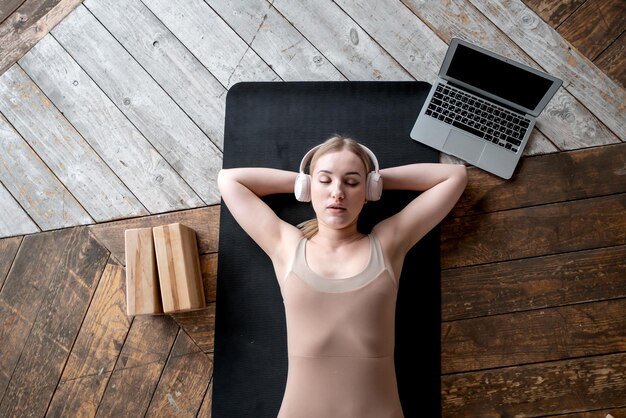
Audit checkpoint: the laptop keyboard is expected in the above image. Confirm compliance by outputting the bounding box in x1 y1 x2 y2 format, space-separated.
424 83 531 153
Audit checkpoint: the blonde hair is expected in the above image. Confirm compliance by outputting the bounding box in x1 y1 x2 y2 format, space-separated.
297 135 373 239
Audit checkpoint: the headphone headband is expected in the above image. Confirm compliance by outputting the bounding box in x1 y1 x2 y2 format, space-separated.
298 143 380 175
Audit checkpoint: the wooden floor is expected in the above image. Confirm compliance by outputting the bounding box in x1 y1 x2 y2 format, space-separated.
0 0 624 416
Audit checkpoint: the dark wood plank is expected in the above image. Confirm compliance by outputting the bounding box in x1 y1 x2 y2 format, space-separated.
145 329 213 416
442 298 626 374
441 193 626 269
451 142 626 216
0 0 27 25
442 352 626 416
0 236 21 291
442 245 626 320
551 407 626 417
0 227 109 417
46 261 130 416
170 304 216 354
557 0 626 60
0 0 83 76
595 30 626 89
89 205 220 264
197 374 213 418
95 315 179 417
522 0 585 27
0 228 99 401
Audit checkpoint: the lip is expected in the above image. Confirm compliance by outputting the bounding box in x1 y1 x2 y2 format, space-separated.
326 204 346 213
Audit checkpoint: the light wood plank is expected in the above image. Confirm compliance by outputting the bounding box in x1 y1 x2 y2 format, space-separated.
441 193 626 269
401 0 622 151
145 329 213 416
0 181 39 238
51 5 222 204
0 227 109 416
469 0 626 141
0 65 148 222
20 35 204 213
442 352 626 416
96 315 179 417
142 0 279 88
0 111 93 230
272 0 413 80
83 0 227 151
46 261 130 417
209 0 345 82
0 236 21 291
442 245 626 321
0 0 82 75
89 205 220 265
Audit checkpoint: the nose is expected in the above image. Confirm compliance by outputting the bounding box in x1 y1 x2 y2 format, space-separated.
331 182 344 200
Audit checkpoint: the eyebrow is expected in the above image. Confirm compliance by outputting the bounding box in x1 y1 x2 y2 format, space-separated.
317 170 362 176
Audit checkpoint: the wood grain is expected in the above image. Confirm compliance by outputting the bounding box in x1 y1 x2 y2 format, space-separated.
452 142 626 216
0 65 148 222
170 304 216 354
0 111 93 230
209 0 344 82
0 236 21 291
0 0 82 75
47 261 131 416
20 34 205 213
0 0 26 25
153 223 205 313
96 315 178 416
83 0 227 151
442 244 626 321
145 329 213 417
521 0 585 27
0 227 109 417
442 352 626 416
89 205 220 265
142 0 278 88
0 182 39 238
0 228 97 398
557 0 626 60
125 227 162 316
442 298 626 373
51 5 223 205
441 193 626 269
595 30 626 89
272 0 412 80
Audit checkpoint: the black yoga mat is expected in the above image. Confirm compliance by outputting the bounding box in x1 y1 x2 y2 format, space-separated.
214 82 441 418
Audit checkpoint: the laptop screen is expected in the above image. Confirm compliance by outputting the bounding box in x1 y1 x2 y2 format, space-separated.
443 42 560 115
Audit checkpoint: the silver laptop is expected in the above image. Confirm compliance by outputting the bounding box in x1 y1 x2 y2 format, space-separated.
410 38 562 179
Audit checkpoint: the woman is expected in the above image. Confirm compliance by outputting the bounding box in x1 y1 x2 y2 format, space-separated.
218 135 467 417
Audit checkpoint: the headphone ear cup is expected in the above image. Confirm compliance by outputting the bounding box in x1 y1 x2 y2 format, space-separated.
366 172 383 201
294 173 312 202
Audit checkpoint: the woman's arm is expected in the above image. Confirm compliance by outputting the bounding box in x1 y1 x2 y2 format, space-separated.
217 168 301 258
373 162 467 264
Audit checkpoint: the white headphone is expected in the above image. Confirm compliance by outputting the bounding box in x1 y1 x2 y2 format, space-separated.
294 143 383 202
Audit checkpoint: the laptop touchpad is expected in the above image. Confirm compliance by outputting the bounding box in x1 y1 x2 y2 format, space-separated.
443 130 485 164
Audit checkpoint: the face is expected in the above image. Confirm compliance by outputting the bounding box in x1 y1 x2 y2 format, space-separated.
310 149 368 231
